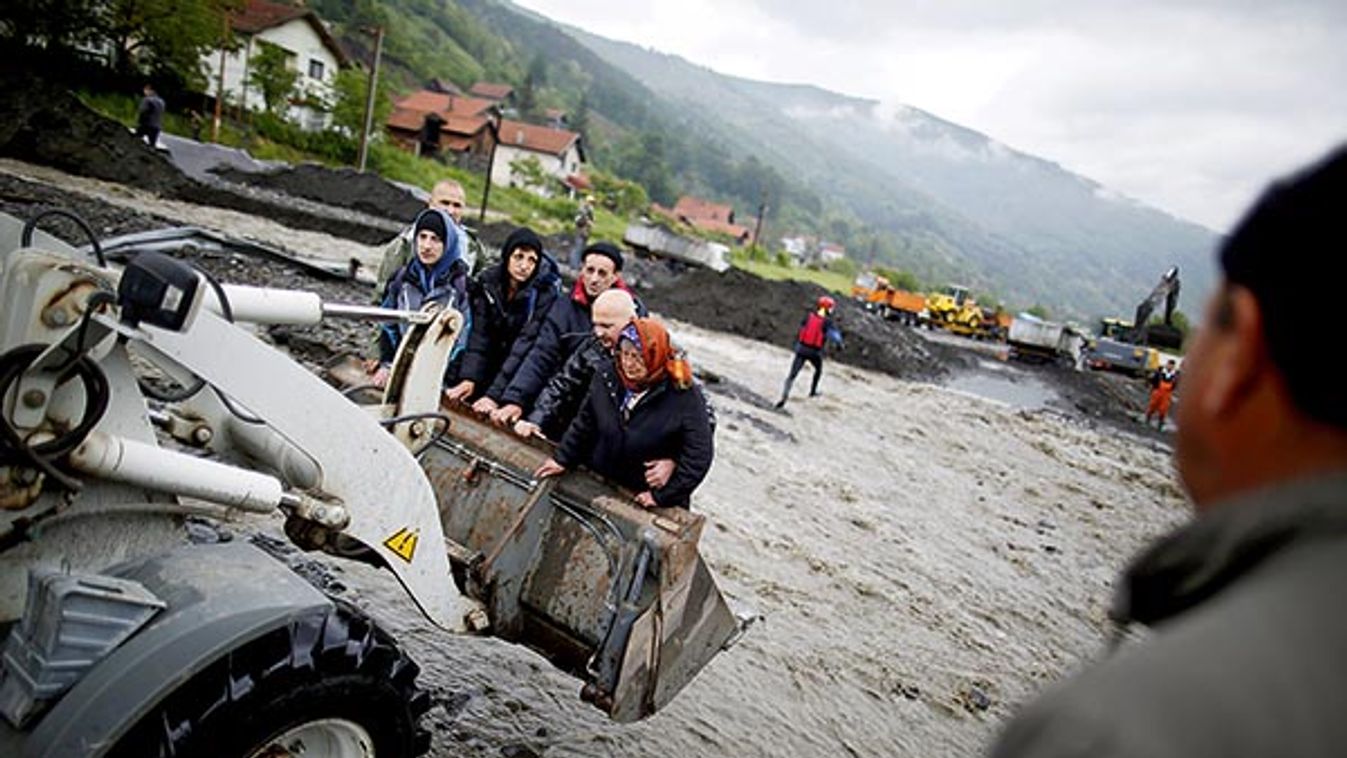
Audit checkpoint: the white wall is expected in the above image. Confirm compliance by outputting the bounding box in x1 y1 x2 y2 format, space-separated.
201 18 339 131
491 142 582 195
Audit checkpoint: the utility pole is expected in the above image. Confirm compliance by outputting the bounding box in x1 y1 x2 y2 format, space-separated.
752 190 769 253
357 25 384 172
212 12 229 143
479 113 500 223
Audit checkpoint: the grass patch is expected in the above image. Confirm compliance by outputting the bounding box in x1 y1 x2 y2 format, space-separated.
733 258 853 293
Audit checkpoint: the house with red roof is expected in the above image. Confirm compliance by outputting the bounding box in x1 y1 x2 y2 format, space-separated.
201 0 349 131
385 90 500 156
468 82 515 104
669 196 754 244
491 119 586 197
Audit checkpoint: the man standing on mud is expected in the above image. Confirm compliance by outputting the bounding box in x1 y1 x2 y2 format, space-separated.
135 84 164 148
775 295 843 408
1144 358 1180 431
991 146 1347 758
372 179 486 303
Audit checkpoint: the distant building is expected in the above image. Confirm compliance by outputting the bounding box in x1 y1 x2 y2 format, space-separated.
468 82 515 104
491 119 586 197
671 196 754 245
543 108 568 129
201 0 349 131
818 242 847 264
780 235 811 262
385 90 499 157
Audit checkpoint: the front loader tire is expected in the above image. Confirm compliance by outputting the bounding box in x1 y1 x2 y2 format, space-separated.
109 602 432 758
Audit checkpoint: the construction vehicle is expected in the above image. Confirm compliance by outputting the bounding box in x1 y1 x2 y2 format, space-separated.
925 285 1008 340
851 273 929 325
623 221 731 271
1008 314 1088 365
1085 267 1183 375
0 210 744 757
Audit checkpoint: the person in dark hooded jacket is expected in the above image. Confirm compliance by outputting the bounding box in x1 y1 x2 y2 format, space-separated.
365 207 469 387
535 318 713 509
444 227 560 403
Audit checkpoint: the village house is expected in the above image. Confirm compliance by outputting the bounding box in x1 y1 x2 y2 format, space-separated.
668 196 755 245
384 89 499 157
468 82 515 105
491 120 586 197
201 0 348 131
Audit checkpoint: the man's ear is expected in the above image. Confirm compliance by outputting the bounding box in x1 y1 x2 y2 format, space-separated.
1202 286 1266 417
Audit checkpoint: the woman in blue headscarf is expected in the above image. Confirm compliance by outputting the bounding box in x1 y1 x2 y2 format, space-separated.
367 207 470 387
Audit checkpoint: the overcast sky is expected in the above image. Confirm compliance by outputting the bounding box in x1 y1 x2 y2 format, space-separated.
512 0 1345 232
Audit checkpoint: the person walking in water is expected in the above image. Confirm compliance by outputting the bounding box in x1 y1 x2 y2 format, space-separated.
775 295 843 408
1145 358 1180 430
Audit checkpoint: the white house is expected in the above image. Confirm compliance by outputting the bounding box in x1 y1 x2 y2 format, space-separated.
201 0 348 131
490 119 585 196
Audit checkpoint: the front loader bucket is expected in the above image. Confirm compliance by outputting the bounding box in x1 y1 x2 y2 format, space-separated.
421 406 741 721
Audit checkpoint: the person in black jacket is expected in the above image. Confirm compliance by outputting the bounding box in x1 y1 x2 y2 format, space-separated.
511 288 638 439
535 318 713 509
479 242 641 427
444 227 559 403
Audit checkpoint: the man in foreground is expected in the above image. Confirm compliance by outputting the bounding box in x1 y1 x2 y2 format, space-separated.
991 146 1347 757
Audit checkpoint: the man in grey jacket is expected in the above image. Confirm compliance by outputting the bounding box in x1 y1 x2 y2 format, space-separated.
991 145 1347 758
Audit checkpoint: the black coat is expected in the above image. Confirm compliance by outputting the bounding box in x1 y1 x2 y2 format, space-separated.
459 256 559 392
497 280 642 409
555 363 714 508
528 333 719 441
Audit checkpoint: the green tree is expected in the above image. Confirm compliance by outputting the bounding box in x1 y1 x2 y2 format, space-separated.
517 53 546 120
330 66 391 138
570 92 591 143
249 40 300 115
99 0 236 86
509 155 550 192
1027 304 1051 319
1 0 103 53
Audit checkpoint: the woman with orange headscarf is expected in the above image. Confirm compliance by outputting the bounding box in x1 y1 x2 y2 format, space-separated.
535 318 713 509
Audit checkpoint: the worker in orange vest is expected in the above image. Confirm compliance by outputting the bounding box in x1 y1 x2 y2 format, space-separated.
1145 359 1180 430
775 295 844 409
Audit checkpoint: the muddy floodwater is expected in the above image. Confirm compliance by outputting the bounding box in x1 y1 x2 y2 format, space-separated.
0 156 1187 757
310 322 1187 758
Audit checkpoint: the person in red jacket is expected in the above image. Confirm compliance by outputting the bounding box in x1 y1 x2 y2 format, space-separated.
775 295 844 409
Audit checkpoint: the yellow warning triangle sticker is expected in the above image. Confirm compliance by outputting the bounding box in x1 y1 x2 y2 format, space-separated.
383 527 419 563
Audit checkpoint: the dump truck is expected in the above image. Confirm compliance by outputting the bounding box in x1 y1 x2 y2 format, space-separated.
623 221 731 271
1008 314 1088 365
0 210 744 757
851 274 928 326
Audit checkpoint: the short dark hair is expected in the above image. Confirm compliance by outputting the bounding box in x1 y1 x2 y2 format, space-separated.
1220 144 1347 428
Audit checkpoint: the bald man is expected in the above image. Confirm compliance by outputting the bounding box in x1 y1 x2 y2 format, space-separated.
372 179 487 304
506 288 637 439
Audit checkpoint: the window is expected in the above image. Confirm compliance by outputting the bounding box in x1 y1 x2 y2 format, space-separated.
308 59 324 79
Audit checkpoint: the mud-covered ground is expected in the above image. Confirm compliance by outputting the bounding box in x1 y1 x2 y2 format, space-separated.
1 140 1189 756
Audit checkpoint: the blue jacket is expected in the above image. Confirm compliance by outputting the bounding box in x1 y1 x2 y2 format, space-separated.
377 248 470 365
